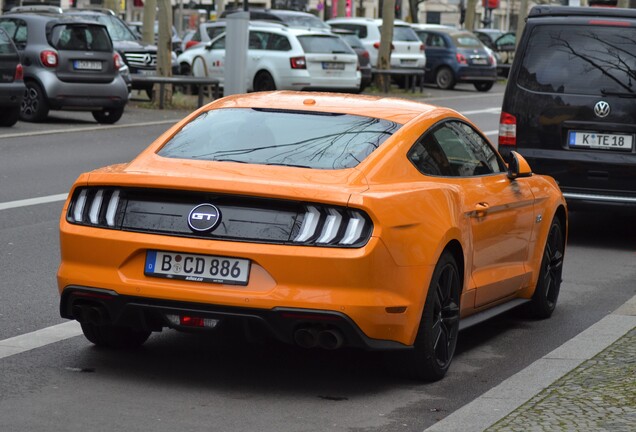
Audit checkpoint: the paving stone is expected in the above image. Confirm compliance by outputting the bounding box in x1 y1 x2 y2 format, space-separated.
486 327 636 432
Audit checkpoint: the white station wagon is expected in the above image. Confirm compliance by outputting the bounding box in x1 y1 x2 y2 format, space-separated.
178 24 361 92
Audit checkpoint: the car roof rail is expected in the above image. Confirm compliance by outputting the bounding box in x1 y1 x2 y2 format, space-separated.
8 5 63 14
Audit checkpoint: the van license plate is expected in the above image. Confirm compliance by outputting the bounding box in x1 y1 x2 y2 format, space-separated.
145 250 250 285
568 131 633 150
73 60 102 70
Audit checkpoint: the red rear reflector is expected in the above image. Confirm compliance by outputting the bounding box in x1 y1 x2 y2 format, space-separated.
499 111 517 147
588 20 631 27
15 64 23 81
181 316 205 327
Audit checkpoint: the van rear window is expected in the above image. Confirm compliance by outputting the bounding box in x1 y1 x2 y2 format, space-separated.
518 24 636 95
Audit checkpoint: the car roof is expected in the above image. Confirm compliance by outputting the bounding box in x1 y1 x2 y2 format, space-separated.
205 91 439 125
327 17 411 27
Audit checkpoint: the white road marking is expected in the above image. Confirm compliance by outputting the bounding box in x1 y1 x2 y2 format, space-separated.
0 321 82 360
483 130 498 136
426 92 505 102
0 193 68 211
0 119 180 140
461 108 502 115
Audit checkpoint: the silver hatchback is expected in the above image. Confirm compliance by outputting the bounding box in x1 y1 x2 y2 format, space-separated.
0 9 128 123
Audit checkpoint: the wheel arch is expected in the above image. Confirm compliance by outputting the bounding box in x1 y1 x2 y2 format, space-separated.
252 68 278 91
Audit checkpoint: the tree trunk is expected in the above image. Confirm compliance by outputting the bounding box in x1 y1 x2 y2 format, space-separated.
375 0 396 90
142 0 157 46
156 0 173 104
464 0 478 32
409 0 419 23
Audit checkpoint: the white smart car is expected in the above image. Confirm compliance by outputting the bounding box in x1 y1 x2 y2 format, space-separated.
178 24 360 92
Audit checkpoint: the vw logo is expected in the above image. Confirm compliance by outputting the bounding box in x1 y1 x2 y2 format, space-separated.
187 204 221 233
594 101 610 118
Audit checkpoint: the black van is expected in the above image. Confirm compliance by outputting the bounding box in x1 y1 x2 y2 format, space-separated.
499 6 636 208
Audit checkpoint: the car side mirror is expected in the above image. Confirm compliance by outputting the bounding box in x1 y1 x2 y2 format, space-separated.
507 151 533 180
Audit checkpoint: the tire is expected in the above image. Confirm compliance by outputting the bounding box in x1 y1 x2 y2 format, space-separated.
397 251 461 381
80 322 151 349
529 218 565 319
20 81 49 122
192 56 208 77
179 62 191 76
92 107 124 124
0 108 19 127
474 81 494 92
253 71 276 92
435 67 456 90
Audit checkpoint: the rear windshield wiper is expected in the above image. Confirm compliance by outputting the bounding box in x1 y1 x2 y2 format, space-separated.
600 89 636 98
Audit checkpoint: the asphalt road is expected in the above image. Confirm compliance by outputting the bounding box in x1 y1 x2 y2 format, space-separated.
1 82 634 432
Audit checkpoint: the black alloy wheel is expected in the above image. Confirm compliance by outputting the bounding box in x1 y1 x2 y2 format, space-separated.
253 71 276 92
397 251 461 381
529 218 565 319
20 81 49 122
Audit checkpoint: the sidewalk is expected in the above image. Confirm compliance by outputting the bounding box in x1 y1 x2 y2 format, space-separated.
425 294 636 432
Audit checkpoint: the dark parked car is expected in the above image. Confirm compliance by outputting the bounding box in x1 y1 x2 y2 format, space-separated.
0 7 128 123
0 27 24 127
127 21 183 54
473 29 515 77
331 28 372 92
500 6 636 208
413 26 497 92
64 9 178 96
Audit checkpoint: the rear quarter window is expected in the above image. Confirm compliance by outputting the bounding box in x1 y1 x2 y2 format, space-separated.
385 26 420 42
518 24 636 95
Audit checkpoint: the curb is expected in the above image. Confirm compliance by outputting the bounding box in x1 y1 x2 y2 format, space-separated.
423 294 636 432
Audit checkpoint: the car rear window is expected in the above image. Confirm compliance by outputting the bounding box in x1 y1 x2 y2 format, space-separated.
158 108 401 169
50 24 112 51
379 26 420 42
452 34 482 48
341 34 364 50
297 35 353 54
518 24 636 95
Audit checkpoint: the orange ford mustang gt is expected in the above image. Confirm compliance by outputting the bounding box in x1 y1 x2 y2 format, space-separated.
58 91 567 381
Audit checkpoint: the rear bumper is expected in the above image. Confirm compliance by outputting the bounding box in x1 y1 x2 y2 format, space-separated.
457 66 497 82
58 221 431 348
35 71 129 110
60 286 409 350
514 147 636 207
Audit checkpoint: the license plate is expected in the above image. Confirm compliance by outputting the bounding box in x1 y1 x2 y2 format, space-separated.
138 69 157 76
400 59 417 65
73 60 102 70
568 131 634 150
472 58 488 65
145 250 251 286
322 62 345 70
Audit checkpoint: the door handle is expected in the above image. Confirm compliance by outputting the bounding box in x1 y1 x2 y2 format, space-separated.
475 202 489 218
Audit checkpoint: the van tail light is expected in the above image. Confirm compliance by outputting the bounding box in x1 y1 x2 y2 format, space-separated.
290 56 306 69
499 112 517 147
14 64 23 81
372 42 394 51
113 52 123 70
456 53 467 65
40 50 58 68
488 54 495 66
420 43 425 52
362 50 369 60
